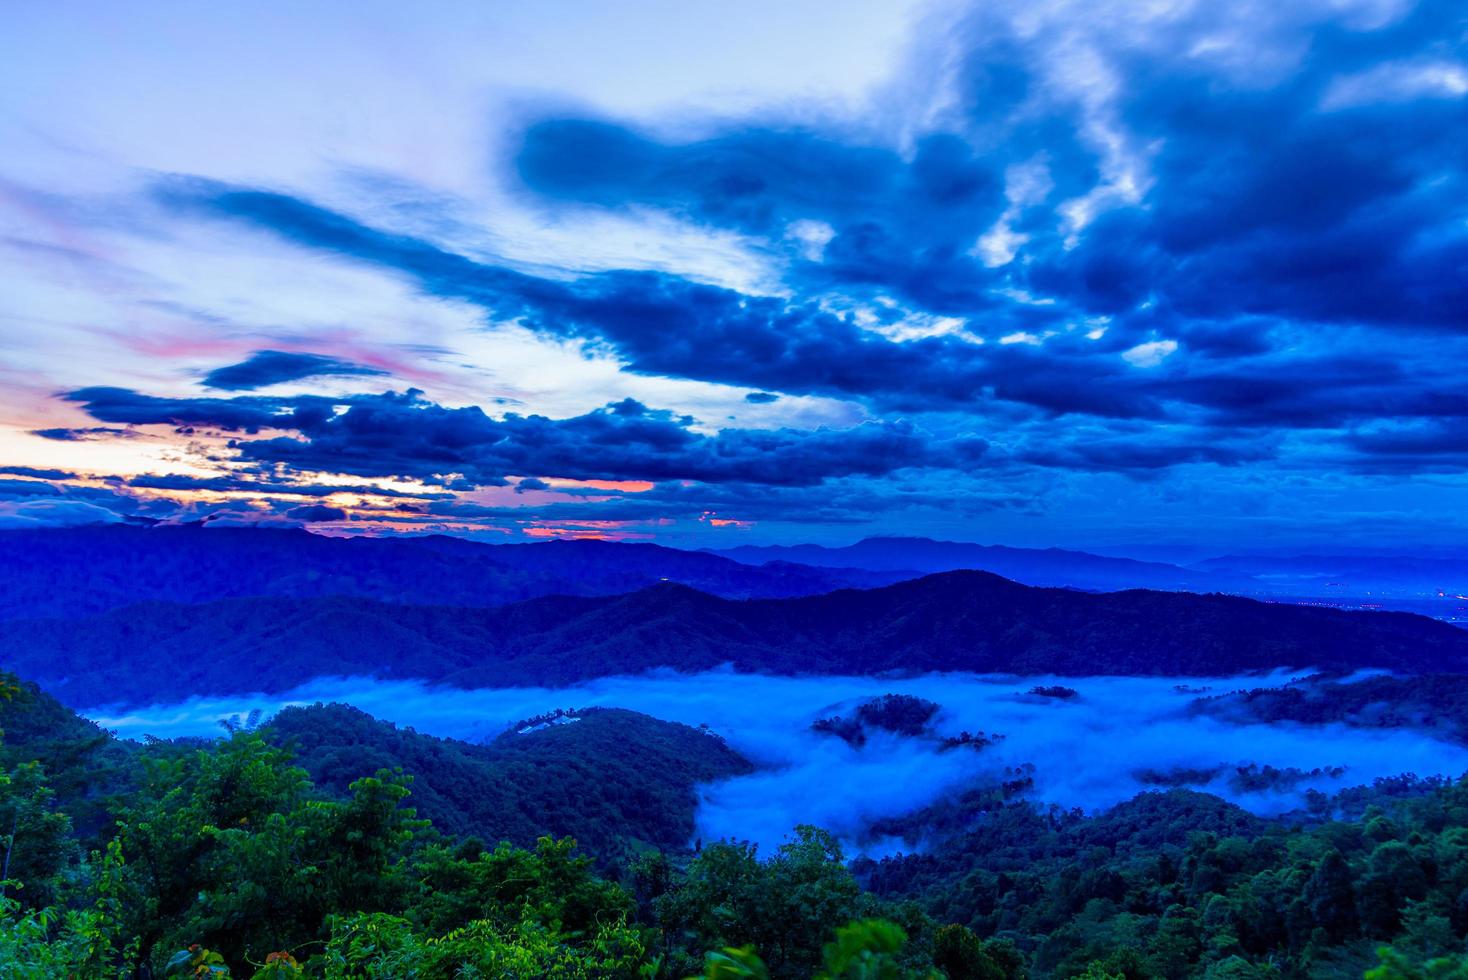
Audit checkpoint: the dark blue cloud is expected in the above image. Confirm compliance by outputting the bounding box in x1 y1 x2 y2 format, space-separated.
202 349 388 390
0 476 199 529
63 386 988 489
284 503 349 522
517 122 1006 312
31 426 145 442
1014 433 1275 474
123 474 452 499
62 387 289 433
1344 421 1468 472
0 478 63 498
0 466 78 481
1022 4 1468 335
511 2 1468 337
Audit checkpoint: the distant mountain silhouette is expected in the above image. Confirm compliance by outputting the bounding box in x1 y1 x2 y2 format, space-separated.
1190 553 1468 594
0 524 909 620
710 536 1257 592
7 570 1467 709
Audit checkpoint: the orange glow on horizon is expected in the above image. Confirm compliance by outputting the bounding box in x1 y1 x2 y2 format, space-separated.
699 510 751 530
523 520 655 541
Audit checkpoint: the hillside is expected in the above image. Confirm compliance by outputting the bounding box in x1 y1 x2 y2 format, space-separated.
0 524 908 620
7 571 1468 708
0 675 749 860
1194 673 1468 744
0 675 140 843
265 703 751 859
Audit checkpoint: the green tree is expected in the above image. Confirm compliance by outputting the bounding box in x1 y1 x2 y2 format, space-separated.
0 762 73 908
1367 945 1468 980
931 923 1023 980
816 918 935 979
319 909 652 979
656 827 868 979
1303 849 1358 942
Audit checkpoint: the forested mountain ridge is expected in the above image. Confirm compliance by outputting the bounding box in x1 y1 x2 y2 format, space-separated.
1194 673 1468 745
0 677 745 862
6 570 1468 709
264 702 752 860
856 778 1468 978
0 524 909 620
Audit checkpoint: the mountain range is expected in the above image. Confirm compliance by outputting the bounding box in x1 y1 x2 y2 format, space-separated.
710 536 1258 592
18 526 1458 629
0 524 908 620
7 569 1468 709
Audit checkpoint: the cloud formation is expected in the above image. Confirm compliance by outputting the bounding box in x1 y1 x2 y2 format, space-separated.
201 350 389 390
284 503 348 522
61 386 987 489
511 1 1468 335
6 0 1468 545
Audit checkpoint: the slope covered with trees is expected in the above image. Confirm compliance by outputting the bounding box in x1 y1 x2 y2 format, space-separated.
1195 674 1468 745
859 780 1468 979
264 703 752 861
6 571 1468 708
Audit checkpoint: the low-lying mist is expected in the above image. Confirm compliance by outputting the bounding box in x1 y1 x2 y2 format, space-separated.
88 669 1468 856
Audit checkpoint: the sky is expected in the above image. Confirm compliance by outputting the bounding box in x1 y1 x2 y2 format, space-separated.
1 0 1466 554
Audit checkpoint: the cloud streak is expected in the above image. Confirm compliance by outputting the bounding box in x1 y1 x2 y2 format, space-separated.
201 350 389 390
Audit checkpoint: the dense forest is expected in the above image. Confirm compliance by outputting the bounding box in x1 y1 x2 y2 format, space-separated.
7 570 1468 710
2 670 1465 978
267 703 752 863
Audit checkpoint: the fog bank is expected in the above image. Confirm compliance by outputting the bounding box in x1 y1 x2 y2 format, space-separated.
88 669 1468 855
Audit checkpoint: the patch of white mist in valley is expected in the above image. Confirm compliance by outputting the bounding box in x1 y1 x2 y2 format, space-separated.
86 668 1468 856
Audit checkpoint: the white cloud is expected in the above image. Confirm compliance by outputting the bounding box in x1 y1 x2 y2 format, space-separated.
1121 338 1178 367
975 220 1028 267
1322 59 1468 110
786 219 836 261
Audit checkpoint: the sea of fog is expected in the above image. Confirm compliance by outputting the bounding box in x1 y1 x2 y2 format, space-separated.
85 669 1468 855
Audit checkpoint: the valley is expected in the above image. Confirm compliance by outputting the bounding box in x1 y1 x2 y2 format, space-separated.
3 528 1467 977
